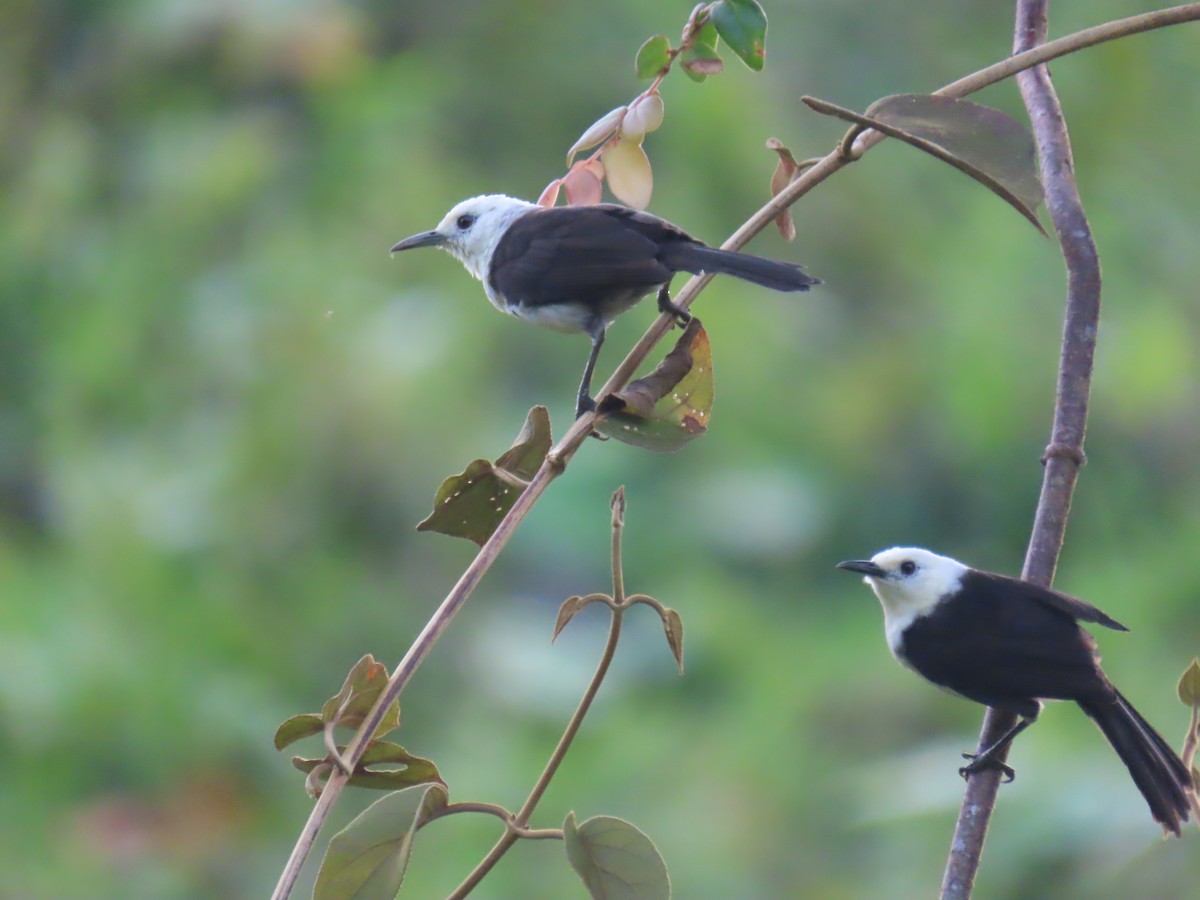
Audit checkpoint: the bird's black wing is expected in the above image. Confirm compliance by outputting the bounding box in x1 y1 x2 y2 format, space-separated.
489 206 689 310
900 571 1115 708
975 570 1128 632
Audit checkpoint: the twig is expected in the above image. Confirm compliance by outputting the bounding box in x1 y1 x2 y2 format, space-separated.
939 2 1103 898
271 7 1200 897
447 495 631 898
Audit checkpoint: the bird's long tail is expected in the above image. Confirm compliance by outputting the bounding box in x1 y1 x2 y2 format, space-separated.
1078 687 1193 837
662 244 821 292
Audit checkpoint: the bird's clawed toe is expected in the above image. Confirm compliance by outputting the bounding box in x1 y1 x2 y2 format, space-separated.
959 752 1016 783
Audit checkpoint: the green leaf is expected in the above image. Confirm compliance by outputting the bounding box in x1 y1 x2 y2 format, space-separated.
1178 659 1200 706
635 35 671 80
274 713 325 751
552 593 611 642
314 784 448 900
294 741 447 792
679 43 722 82
710 0 767 72
595 319 714 452
563 812 671 900
320 654 400 739
417 406 551 544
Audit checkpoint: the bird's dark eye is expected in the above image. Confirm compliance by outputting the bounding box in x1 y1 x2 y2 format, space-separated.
899 560 917 576
456 214 476 230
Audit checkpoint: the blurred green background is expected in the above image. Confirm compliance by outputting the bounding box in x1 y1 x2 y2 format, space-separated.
3 1 1199 897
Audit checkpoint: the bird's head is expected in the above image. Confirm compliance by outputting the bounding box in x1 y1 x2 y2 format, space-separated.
837 547 968 621
391 194 536 282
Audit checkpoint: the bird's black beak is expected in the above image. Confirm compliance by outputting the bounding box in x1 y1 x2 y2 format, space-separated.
390 230 446 253
836 559 887 578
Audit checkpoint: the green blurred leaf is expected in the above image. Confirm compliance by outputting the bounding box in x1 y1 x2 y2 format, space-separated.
680 44 723 81
596 319 713 451
294 741 447 792
635 35 671 79
417 406 551 544
1178 659 1200 706
563 811 671 900
314 784 448 900
710 0 767 71
274 713 325 751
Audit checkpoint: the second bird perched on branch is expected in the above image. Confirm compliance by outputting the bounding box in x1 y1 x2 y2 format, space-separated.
391 195 820 418
837 546 1194 837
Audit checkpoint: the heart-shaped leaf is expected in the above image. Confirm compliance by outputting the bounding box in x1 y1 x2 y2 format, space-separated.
564 812 670 900
418 406 551 544
314 784 448 900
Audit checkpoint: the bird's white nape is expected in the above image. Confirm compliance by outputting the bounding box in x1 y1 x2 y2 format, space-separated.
431 194 537 283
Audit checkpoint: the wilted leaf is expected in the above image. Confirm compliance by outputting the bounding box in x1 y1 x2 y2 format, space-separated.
635 34 671 80
765 137 799 240
661 607 685 675
313 784 448 900
595 319 713 452
602 139 654 210
680 45 723 81
622 93 665 141
418 406 551 544
568 106 627 167
552 593 610 642
274 713 325 751
1178 659 1200 706
537 179 562 207
295 741 447 792
564 162 604 207
563 812 670 900
711 0 767 71
804 93 1045 234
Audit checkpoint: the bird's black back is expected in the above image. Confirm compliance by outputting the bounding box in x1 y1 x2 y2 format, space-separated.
899 570 1121 713
488 205 696 313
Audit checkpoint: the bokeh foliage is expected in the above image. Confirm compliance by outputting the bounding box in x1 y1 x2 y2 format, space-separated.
2 1 1199 897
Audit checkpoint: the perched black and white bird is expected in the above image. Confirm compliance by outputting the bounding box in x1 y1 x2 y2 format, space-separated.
391 195 819 417
837 546 1193 836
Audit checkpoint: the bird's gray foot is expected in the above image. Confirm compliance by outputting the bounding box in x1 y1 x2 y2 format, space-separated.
959 751 1016 783
656 286 691 328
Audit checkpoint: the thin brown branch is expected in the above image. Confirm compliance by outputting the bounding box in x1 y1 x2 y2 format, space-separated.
940 2 1102 897
272 7 1200 897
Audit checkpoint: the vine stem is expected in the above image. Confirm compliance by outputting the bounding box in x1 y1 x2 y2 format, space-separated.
446 494 630 898
270 7 1200 897
940 1 1103 897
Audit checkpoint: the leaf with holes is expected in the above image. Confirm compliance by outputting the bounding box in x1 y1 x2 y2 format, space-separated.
418 406 551 544
564 812 670 900
294 741 447 792
314 784 448 900
596 319 713 452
